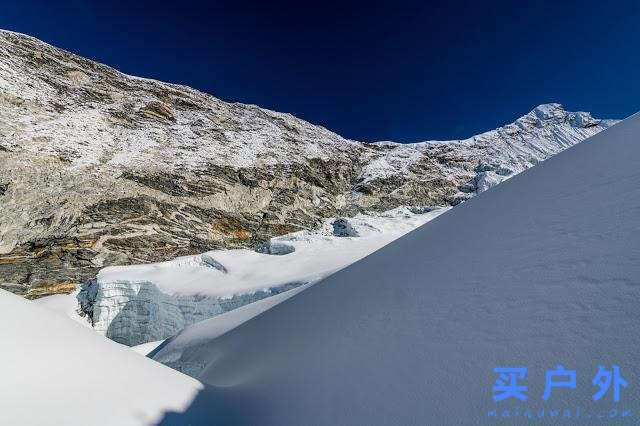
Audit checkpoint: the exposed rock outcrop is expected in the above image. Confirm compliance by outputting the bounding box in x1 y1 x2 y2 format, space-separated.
0 30 618 297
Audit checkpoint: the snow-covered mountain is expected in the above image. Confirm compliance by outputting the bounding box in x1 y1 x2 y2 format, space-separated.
0 29 617 299
150 110 640 425
1 27 637 426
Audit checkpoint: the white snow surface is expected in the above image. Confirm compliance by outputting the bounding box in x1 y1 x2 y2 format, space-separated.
149 112 640 425
0 290 202 426
131 340 166 356
97 206 448 297
33 289 91 328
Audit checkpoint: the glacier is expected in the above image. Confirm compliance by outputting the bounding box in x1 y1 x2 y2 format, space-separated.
78 277 303 346
76 208 448 346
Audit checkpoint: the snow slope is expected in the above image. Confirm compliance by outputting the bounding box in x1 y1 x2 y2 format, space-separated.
0 290 202 426
154 112 640 425
32 288 91 327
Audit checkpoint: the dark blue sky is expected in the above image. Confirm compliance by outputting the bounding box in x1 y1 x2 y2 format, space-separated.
2 1 639 142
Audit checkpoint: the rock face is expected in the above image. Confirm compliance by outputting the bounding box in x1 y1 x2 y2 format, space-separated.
0 29 617 298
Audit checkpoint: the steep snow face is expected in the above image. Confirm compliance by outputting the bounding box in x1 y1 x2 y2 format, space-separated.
0 289 202 426
0 29 616 298
151 114 640 425
76 207 448 346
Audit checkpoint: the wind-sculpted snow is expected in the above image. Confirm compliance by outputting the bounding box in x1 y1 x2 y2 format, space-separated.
153 114 640 425
0 29 617 298
75 208 447 346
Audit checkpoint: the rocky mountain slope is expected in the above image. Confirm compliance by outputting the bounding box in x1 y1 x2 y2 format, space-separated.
0 29 617 298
